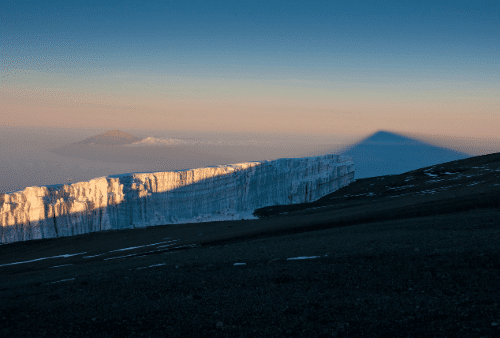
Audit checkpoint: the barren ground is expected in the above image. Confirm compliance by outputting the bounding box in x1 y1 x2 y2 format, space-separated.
1 153 500 337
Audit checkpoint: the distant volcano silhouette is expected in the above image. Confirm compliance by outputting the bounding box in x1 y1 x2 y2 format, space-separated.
70 129 142 146
336 130 471 179
49 130 240 169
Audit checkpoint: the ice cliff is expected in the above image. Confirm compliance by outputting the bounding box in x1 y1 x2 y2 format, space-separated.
0 154 354 244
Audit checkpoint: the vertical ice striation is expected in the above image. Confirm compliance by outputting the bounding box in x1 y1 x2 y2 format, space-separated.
1 154 354 244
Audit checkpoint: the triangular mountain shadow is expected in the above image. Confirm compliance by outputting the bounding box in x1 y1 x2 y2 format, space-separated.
334 130 471 179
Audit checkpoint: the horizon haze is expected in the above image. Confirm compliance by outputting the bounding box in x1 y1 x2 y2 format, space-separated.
1 126 497 194
1 1 498 141
1 1 499 193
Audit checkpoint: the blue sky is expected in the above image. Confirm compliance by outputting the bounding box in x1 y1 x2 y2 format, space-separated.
1 0 498 137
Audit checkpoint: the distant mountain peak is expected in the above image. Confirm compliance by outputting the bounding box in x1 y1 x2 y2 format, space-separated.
73 129 142 146
98 129 139 139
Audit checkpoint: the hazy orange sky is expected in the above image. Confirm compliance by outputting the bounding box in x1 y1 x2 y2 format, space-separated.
1 1 499 140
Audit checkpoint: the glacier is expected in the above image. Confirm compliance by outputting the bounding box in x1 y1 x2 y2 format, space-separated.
0 154 354 244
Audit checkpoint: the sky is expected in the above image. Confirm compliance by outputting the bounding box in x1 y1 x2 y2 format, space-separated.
1 0 499 139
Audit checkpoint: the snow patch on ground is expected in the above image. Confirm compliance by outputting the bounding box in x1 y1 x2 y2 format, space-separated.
0 252 87 267
287 256 321 260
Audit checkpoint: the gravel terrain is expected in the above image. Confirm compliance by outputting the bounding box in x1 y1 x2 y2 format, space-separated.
1 153 500 337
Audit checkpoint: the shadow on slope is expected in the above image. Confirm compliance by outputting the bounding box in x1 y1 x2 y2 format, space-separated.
332 130 471 179
255 151 500 223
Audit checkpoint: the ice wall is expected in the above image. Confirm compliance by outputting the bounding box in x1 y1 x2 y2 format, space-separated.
0 154 354 244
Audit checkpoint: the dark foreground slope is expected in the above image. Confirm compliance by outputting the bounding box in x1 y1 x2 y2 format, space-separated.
1 153 500 338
